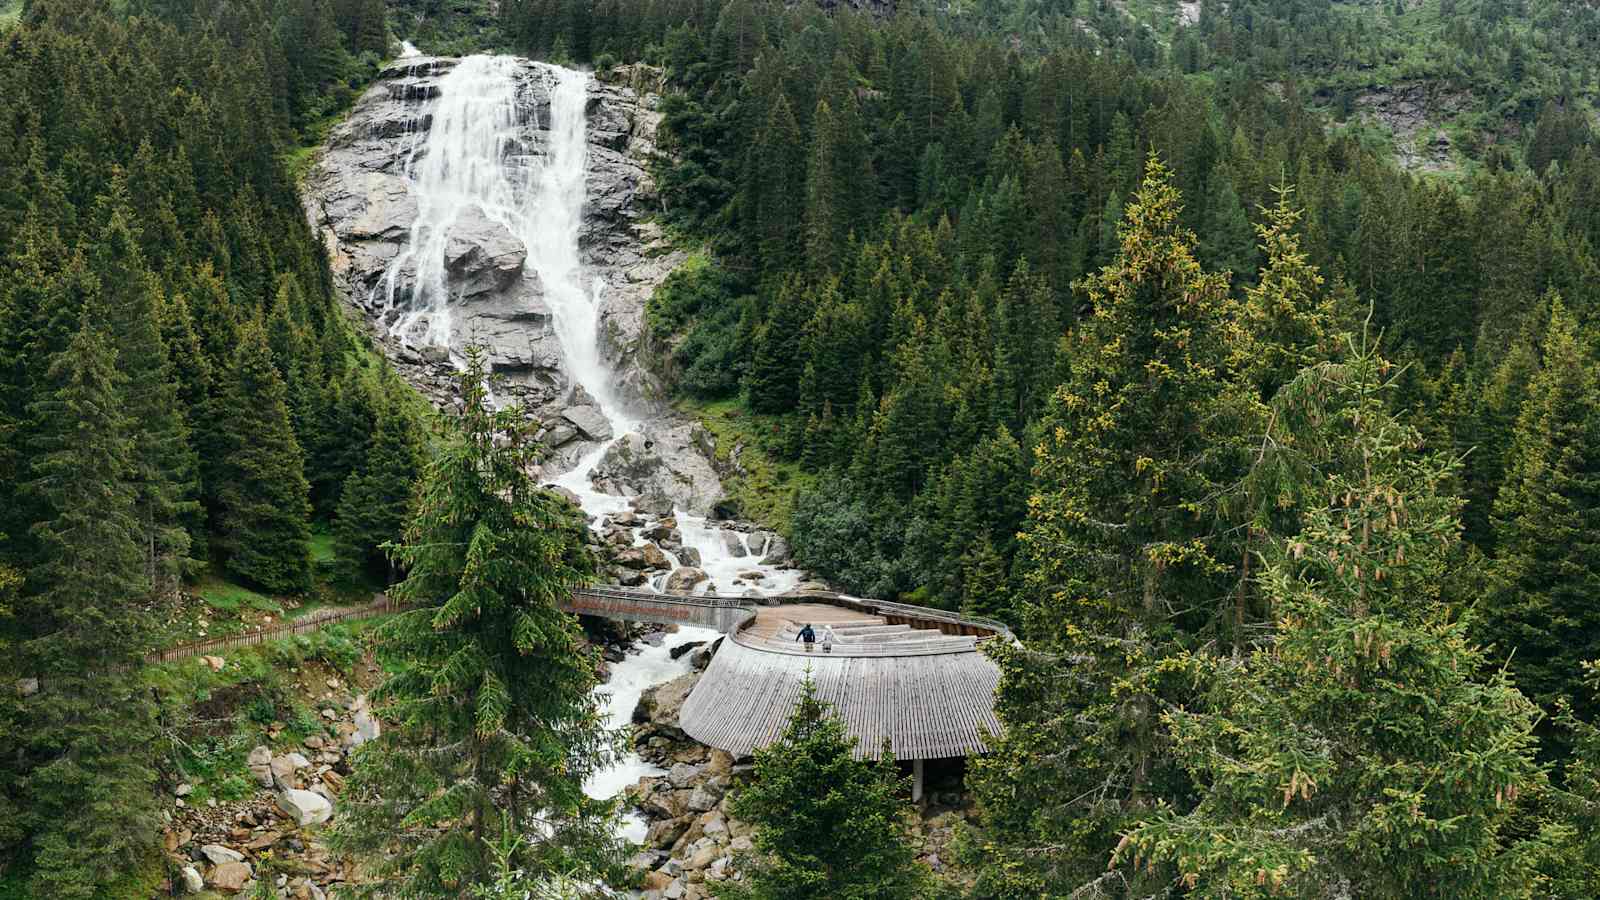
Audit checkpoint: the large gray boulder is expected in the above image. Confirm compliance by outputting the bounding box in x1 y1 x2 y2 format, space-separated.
277 789 334 827
443 205 526 299
663 567 707 594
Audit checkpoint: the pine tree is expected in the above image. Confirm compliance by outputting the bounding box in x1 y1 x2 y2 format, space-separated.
1235 184 1337 400
334 380 426 584
88 207 199 593
19 321 161 899
968 156 1257 896
1200 164 1258 279
717 678 929 900
804 99 846 274
1481 300 1600 718
748 93 804 272
746 278 809 414
217 319 313 593
330 351 615 895
1118 337 1547 899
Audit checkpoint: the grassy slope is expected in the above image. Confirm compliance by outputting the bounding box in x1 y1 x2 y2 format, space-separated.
674 396 814 534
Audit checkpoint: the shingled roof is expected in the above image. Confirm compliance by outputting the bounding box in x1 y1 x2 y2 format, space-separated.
679 604 1006 761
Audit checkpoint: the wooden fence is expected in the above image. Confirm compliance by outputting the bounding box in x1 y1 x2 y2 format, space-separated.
145 595 401 664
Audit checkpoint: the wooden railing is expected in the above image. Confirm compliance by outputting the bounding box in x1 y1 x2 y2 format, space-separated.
146 596 402 664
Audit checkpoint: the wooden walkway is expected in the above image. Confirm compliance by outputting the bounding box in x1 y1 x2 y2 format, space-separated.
115 585 1012 766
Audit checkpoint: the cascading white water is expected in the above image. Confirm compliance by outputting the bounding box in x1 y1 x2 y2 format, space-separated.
390 56 802 842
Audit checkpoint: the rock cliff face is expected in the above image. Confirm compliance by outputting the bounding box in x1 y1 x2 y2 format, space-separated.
302 55 686 439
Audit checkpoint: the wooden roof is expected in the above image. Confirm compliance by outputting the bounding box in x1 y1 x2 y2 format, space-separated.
679 610 1004 761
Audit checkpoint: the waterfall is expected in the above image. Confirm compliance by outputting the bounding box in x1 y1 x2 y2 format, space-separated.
383 55 800 841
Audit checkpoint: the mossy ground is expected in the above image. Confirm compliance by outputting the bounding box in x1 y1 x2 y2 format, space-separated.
674 396 814 534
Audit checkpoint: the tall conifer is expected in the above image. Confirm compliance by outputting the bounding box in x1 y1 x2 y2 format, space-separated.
217 319 313 593
19 322 161 899
331 351 615 895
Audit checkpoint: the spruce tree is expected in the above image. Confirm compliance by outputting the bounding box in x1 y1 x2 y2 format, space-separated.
1235 185 1337 400
331 351 616 895
748 93 805 273
717 678 929 900
1118 337 1547 899
1482 300 1600 717
334 380 426 584
217 318 313 593
968 156 1257 896
89 207 199 593
19 321 161 899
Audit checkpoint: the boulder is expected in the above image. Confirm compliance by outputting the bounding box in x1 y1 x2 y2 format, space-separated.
615 548 650 570
686 785 720 812
646 818 688 850
759 536 791 566
15 678 38 698
562 405 613 442
747 532 770 557
718 531 746 558
666 763 701 789
686 843 720 870
208 861 252 892
201 844 245 865
201 655 226 672
675 547 702 568
443 205 526 299
664 567 707 593
668 640 705 660
352 695 381 745
285 752 312 770
179 865 205 894
247 745 274 787
641 543 670 569
277 789 334 827
270 755 301 790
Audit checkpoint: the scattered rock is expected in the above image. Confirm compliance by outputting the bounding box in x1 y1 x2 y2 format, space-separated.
207 860 252 892
664 567 707 593
201 844 245 865
15 678 38 698
277 789 334 827
201 655 226 672
179 865 205 894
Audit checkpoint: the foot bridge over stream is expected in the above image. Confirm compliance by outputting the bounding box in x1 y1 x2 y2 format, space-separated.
565 588 1015 798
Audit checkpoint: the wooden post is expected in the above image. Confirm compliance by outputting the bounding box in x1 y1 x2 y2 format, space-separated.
912 757 924 803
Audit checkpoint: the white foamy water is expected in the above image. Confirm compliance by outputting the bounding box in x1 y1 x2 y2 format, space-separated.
586 626 719 842
398 40 420 57
393 56 802 845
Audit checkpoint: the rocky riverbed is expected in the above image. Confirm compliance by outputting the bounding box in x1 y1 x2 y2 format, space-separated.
621 658 976 899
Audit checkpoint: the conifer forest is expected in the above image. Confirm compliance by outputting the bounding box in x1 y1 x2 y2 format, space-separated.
4 0 1600 895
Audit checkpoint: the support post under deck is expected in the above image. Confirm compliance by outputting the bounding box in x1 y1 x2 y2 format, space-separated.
912 757 924 803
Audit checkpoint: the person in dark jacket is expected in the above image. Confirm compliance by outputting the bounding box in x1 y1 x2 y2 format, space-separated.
796 623 816 652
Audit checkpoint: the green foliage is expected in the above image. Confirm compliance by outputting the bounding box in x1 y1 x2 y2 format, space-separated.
13 322 162 899
1481 299 1600 719
646 254 750 399
331 351 620 895
718 678 930 900
1121 337 1548 898
216 320 314 594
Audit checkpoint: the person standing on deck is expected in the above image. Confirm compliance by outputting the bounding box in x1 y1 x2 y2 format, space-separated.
819 624 836 653
796 623 816 652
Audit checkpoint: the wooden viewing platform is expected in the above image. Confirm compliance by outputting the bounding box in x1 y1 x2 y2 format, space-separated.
561 587 1013 799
